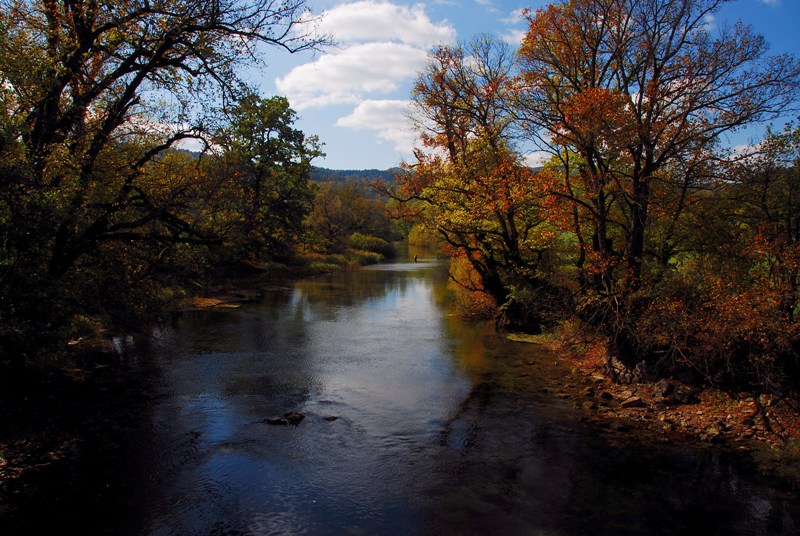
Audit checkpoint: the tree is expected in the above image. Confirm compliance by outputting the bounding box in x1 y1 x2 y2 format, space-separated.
306 181 395 255
212 94 323 262
510 0 800 370
628 125 800 388
391 36 563 328
516 0 800 296
0 0 325 355
0 0 325 277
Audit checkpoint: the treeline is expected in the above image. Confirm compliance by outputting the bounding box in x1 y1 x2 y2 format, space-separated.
383 0 800 393
0 0 399 365
311 167 404 186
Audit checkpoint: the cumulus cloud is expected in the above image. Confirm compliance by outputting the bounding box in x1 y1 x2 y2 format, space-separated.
498 8 527 45
276 1 454 111
276 42 427 109
318 0 455 47
523 150 551 168
501 28 526 46
336 99 415 153
274 0 456 162
499 8 527 25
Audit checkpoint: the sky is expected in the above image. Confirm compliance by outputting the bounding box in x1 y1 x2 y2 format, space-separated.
245 0 800 170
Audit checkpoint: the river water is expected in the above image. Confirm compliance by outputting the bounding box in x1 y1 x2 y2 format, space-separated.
54 252 800 534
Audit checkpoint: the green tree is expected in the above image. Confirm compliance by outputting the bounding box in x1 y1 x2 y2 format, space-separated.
0 0 323 277
212 94 323 263
0 0 325 357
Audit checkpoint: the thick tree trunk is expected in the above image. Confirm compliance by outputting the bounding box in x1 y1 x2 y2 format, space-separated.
627 177 650 293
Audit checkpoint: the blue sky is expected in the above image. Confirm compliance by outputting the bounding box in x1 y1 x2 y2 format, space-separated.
248 0 800 170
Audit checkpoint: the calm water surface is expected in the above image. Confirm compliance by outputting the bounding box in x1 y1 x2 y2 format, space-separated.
121 252 798 535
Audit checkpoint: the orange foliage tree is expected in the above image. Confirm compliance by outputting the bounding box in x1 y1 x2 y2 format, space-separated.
517 0 800 296
386 36 566 329
515 0 800 370
392 1 800 388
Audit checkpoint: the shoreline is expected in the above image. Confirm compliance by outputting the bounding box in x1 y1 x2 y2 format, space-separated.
507 332 800 487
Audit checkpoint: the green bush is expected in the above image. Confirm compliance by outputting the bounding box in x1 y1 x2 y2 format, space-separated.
347 233 393 256
349 249 384 265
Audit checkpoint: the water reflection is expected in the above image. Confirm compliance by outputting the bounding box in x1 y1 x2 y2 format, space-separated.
131 253 799 535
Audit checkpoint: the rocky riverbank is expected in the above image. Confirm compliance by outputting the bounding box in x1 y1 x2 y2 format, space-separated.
507 332 800 487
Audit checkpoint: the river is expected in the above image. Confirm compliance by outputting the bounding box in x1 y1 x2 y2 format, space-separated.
8 250 799 535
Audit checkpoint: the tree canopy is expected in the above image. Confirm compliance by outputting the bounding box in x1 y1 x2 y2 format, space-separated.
0 0 326 360
389 0 800 389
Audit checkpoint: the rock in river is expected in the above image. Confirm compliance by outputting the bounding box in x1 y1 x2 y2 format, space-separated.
263 412 305 426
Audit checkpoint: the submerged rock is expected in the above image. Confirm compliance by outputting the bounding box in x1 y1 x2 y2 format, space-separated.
263 412 305 426
284 412 305 425
263 417 289 426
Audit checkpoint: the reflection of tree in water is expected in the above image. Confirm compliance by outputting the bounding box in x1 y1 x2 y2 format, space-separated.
153 295 315 404
290 263 445 318
425 378 800 535
35 257 799 536
418 318 800 536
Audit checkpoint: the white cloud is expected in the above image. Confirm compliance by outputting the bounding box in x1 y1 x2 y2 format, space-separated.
523 150 550 168
318 0 455 47
273 1 459 167
498 8 527 45
760 0 780 5
499 8 526 25
336 99 415 153
501 28 526 45
275 1 455 111
276 42 427 109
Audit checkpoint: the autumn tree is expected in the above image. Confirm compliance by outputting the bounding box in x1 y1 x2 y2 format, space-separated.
393 36 564 328
513 0 800 368
306 181 396 257
517 0 800 297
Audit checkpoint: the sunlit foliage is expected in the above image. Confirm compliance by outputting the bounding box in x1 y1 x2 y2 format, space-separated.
392 0 800 389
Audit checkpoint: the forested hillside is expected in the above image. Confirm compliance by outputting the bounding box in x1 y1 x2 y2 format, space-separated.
310 167 404 184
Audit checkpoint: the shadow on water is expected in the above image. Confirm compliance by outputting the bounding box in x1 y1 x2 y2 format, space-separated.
3 248 799 535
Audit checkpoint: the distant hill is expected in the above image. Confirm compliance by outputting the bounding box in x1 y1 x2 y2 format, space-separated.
166 152 405 185
310 167 405 184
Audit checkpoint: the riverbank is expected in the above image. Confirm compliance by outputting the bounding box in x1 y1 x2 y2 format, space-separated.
0 345 156 535
507 331 800 487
